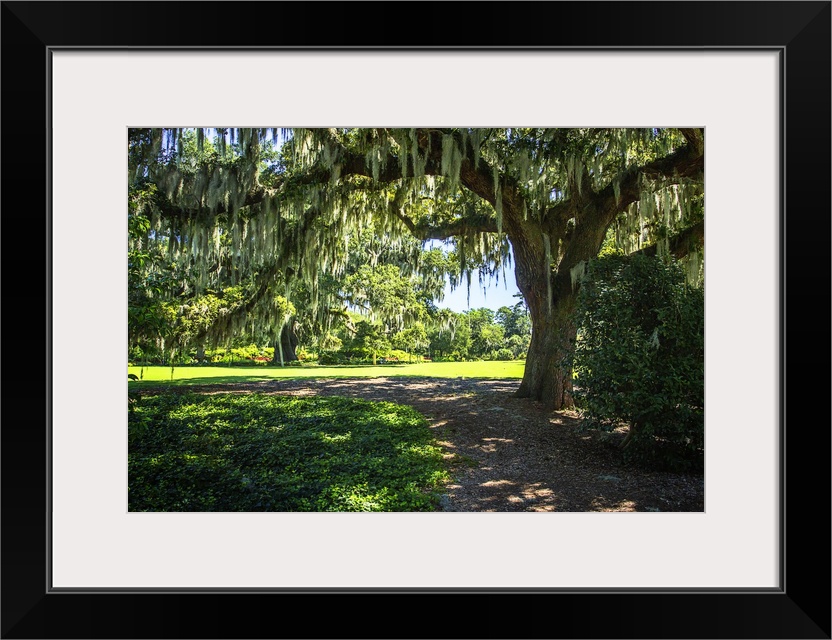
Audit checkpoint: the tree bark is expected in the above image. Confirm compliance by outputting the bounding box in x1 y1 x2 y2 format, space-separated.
506 220 580 411
272 323 298 365
515 292 577 410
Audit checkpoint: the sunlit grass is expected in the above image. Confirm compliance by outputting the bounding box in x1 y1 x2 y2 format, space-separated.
128 360 525 384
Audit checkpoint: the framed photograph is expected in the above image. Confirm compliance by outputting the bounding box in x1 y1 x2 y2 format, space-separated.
3 2 829 638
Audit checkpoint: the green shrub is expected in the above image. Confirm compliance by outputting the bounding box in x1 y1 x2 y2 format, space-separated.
317 351 350 365
387 349 423 363
573 254 704 472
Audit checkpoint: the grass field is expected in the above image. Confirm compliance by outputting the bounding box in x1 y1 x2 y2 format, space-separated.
128 360 526 383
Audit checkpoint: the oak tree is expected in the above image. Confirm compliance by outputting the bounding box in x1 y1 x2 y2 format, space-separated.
129 127 704 409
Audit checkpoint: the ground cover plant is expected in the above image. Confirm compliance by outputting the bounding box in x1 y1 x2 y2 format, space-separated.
128 392 450 511
127 360 526 384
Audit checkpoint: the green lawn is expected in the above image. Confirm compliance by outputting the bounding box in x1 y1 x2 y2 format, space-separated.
129 392 450 512
128 360 526 384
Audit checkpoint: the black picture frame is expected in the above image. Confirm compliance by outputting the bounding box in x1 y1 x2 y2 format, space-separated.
2 2 829 638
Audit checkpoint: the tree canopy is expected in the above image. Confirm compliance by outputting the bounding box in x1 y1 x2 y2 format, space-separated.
129 127 704 409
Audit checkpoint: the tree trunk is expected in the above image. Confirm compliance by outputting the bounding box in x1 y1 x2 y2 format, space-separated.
620 421 644 450
515 294 577 410
508 225 579 411
272 323 298 365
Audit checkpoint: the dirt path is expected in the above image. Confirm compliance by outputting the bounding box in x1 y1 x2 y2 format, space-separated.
145 376 704 512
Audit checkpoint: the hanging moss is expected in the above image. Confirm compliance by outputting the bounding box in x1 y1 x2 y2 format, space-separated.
542 233 553 312
131 127 703 353
570 260 586 291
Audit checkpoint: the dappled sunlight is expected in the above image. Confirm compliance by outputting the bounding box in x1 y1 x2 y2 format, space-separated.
481 479 515 488
518 484 560 511
589 497 639 512
479 437 515 453
458 478 563 511
522 483 555 499
319 431 352 445
442 481 560 512
128 391 448 512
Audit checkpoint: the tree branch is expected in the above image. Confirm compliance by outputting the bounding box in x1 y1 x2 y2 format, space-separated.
548 139 705 298
630 220 705 260
601 141 705 213
678 128 705 155
390 206 498 240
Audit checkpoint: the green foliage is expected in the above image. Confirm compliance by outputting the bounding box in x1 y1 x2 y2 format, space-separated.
128 182 181 359
342 263 428 332
573 254 704 472
391 323 429 357
344 320 391 364
449 318 472 360
506 334 529 359
495 301 532 340
129 392 450 512
176 286 248 344
428 309 472 360
473 322 506 357
317 351 350 365
442 306 526 360
387 349 418 362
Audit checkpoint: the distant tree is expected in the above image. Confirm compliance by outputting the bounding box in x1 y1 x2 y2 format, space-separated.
474 323 506 359
506 334 529 359
392 323 429 361
342 264 427 332
495 300 532 359
449 316 472 359
346 320 391 365
495 302 531 340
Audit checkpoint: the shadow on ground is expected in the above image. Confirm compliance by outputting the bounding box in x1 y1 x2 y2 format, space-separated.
133 377 705 512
